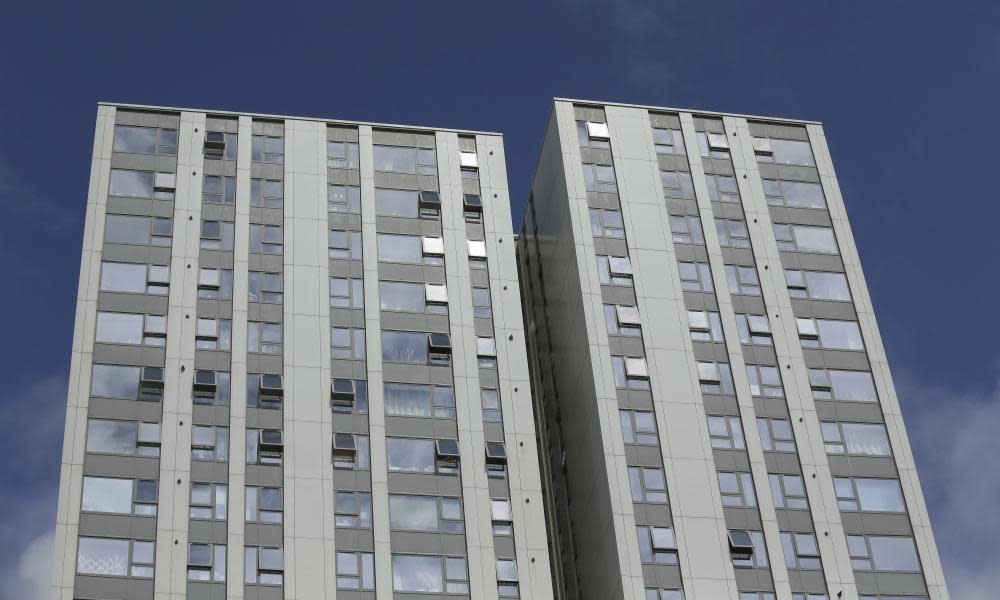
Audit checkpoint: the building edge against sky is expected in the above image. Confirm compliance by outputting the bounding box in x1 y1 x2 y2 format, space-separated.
515 99 948 600
51 102 553 600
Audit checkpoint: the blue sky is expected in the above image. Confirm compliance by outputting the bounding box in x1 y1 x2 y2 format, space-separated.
1 1 997 597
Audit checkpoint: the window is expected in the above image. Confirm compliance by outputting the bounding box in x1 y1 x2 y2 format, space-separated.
478 336 498 368
202 175 236 204
77 537 154 578
757 418 796 452
472 287 492 318
191 425 229 461
328 184 361 213
496 559 519 597
647 590 686 600
848 535 920 572
392 554 468 594
327 140 360 169
389 495 465 533
196 318 232 351
91 364 157 401
481 388 502 422
387 437 436 474
248 271 283 303
822 422 891 456
198 220 234 251
687 310 724 342
769 474 808 509
716 218 751 248
628 467 668 503
697 130 730 158
705 174 741 203
669 214 704 244
104 214 171 247
652 127 685 155
336 552 375 590
251 135 284 164
330 327 366 360
188 543 226 582
192 370 231 405
246 429 286 466
590 208 625 238
249 224 283 254
95 312 166 346
791 595 829 600
781 532 821 569
375 188 426 218
756 137 815 166
247 321 282 354
335 492 373 528
331 379 369 414
464 194 483 222
332 433 371 470
620 410 658 445
246 373 283 409
373 145 437 175
636 526 678 564
86 419 160 456
718 472 756 507
774 224 838 254
491 499 513 535
834 477 905 512
204 131 237 160
245 487 283 523
735 314 772 345
745 364 784 398
785 269 850 301
708 415 745 449
576 120 610 149
763 179 825 209
377 233 444 265
809 368 877 402
82 477 157 515
330 277 364 308
660 170 695 200
725 265 761 296
740 594 777 600
244 546 284 584
197 268 233 300
113 125 177 155
100 262 169 295
798 318 864 351
678 261 713 292
596 255 633 286
384 383 455 418
698 361 734 394
730 530 769 568
109 169 174 200
381 331 430 364
582 163 618 193
379 281 447 314
250 178 283 208
611 355 650 390
189 482 227 520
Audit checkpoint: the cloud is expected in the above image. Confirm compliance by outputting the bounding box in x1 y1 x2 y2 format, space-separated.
1 531 53 600
897 366 1000 599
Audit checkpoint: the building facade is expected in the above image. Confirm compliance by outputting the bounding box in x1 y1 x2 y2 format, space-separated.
51 103 552 600
516 99 948 600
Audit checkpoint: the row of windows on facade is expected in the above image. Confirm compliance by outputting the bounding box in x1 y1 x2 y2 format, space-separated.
577 118 818 167
114 124 482 174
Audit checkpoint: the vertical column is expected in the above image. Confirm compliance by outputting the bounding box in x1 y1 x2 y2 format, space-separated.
438 132 496 600
553 102 647 600
282 119 334 599
357 125 392 598
806 125 949 600
478 133 554 600
727 116 858 599
51 104 116 600
605 106 739 600
677 113 792 596
157 110 207 600
227 115 253 599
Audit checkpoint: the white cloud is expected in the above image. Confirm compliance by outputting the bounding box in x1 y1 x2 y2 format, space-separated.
0 530 53 600
897 368 1000 599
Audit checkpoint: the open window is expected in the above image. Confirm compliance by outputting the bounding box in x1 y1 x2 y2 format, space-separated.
586 121 610 141
486 442 507 478
429 333 452 366
204 132 226 157
436 439 460 475
139 366 164 401
332 433 357 468
728 529 755 560
331 379 356 413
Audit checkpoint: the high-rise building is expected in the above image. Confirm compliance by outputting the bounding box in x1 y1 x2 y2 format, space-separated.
51 103 552 600
516 99 948 600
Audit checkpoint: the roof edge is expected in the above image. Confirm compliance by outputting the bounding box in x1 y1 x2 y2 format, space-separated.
553 97 822 126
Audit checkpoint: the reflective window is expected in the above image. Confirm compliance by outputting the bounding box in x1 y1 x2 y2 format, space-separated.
481 388 502 422
386 438 435 473
250 178 283 208
195 318 232 351
251 135 284 164
249 224 283 254
716 218 751 248
757 418 796 452
381 331 428 364
77 537 154 577
491 499 513 536
610 355 650 390
628 467 668 503
248 271 283 303
652 127 685 155
809 368 877 402
705 174 741 203
725 265 761 296
798 318 864 351
104 214 171 247
110 169 171 199
331 433 370 470
619 410 658 445
96 312 165 346
385 383 455 418
244 546 284 584
590 207 625 238
336 551 374 590
696 130 730 159
246 486 284 524
330 277 364 308
576 120 610 149
187 543 226 582
582 163 617 193
328 184 361 213
334 492 372 528
330 327 366 360
763 179 825 209
822 422 891 456
392 554 468 594
380 281 447 314
758 138 815 166
86 419 160 456
377 233 443 265
745 364 784 398
774 223 838 254
636 526 678 564
374 145 437 175
389 495 464 533
848 535 920 572
731 530 769 568
660 170 695 200
472 287 492 318
678 261 713 292
718 472 756 507
247 321 282 354
113 125 177 155
200 220 235 251
769 474 808 509
90 364 141 400
646 589 686 600
190 482 227 519
596 255 633 286
698 361 734 394
834 477 905 512
100 262 169 295
82 477 157 515
670 214 704 244
197 268 233 300
203 175 236 204
205 131 237 160
736 314 772 346
191 425 229 461
327 141 360 169
781 532 821 569
375 188 420 218
707 415 745 449
687 310 724 342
